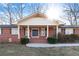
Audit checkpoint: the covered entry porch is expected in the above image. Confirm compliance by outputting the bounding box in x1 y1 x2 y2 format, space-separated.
18 25 57 43
17 15 63 43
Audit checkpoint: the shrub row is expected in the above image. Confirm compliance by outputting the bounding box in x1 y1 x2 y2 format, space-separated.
58 33 79 43
20 33 79 44
20 36 58 44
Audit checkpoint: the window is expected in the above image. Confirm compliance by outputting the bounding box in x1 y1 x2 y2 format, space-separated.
11 28 18 35
31 28 39 37
0 28 1 35
58 28 61 33
41 28 45 36
65 28 73 35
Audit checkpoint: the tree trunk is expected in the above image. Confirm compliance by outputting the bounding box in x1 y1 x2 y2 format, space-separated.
74 16 77 25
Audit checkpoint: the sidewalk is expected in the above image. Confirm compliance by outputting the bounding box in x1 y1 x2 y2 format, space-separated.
26 43 79 48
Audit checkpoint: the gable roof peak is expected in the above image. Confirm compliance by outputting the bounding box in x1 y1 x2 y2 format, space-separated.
28 13 47 18
17 13 48 24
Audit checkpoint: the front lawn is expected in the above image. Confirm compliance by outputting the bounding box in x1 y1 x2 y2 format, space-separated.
0 43 79 56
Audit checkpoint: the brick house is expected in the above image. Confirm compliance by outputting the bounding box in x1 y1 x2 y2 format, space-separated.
0 13 79 43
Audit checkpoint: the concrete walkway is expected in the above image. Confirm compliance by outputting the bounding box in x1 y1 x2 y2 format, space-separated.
26 43 79 48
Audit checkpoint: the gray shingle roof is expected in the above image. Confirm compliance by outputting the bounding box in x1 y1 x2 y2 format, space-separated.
0 25 79 28
60 25 79 28
0 25 17 28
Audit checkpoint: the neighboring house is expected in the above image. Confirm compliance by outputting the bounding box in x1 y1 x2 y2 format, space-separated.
0 13 79 43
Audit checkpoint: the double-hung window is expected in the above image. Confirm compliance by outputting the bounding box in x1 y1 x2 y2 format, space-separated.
65 28 73 35
31 28 39 38
11 28 18 35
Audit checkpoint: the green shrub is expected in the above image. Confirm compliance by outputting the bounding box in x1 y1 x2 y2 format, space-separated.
58 33 65 43
47 37 58 44
64 34 79 40
69 34 79 39
58 33 79 43
20 37 29 44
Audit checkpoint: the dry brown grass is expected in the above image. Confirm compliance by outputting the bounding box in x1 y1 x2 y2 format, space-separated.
0 43 79 56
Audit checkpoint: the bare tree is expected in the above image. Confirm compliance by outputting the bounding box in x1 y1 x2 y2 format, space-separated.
0 3 48 25
13 3 26 19
63 3 79 25
29 3 48 14
0 3 26 24
61 9 73 25
0 3 13 24
6 4 12 24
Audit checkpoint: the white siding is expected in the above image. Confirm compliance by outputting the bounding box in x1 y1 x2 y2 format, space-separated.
65 28 73 35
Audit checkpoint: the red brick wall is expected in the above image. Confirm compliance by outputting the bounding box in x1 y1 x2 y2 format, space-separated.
74 28 79 35
0 28 19 43
0 26 56 43
49 26 56 37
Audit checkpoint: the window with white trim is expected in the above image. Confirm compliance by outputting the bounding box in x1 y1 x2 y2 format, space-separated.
11 28 18 35
0 28 1 35
65 28 73 35
41 28 45 36
31 28 39 37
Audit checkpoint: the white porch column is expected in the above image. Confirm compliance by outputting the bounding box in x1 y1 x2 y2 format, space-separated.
18 25 20 39
27 25 30 38
47 25 49 38
56 25 59 39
